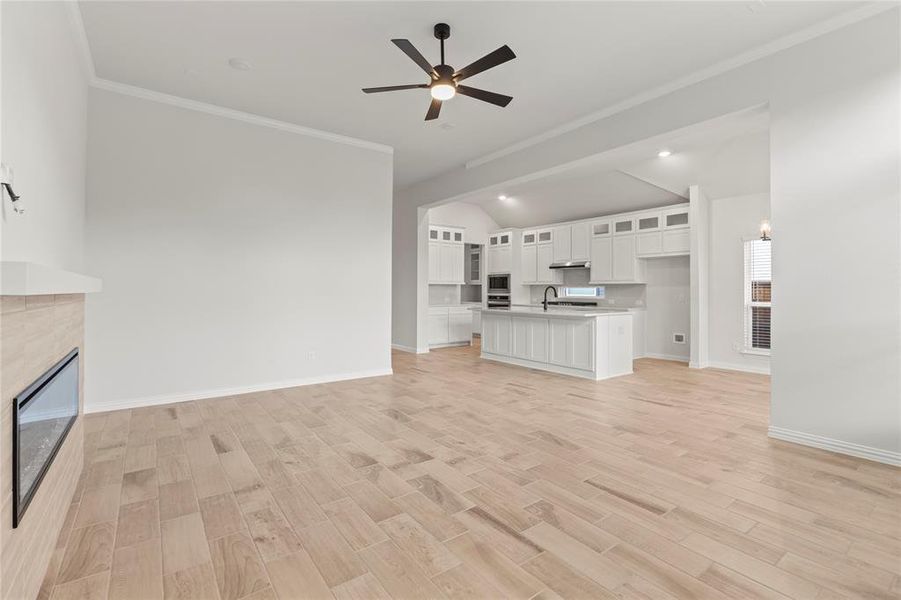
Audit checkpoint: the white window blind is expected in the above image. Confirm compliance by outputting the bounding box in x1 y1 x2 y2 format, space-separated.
744 239 772 353
561 287 605 298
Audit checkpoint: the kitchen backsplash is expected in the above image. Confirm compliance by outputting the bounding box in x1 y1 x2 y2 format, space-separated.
429 284 461 306
528 268 646 307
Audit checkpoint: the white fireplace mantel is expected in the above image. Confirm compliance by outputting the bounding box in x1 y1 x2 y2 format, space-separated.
1 261 102 296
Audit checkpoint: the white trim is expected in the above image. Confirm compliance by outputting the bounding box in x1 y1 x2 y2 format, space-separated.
83 368 393 414
706 361 770 375
91 79 393 154
465 3 896 170
768 427 901 467
64 4 393 155
643 353 689 363
1 261 103 295
391 343 426 354
65 1 95 80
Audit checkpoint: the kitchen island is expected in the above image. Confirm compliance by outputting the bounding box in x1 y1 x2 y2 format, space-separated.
476 307 633 380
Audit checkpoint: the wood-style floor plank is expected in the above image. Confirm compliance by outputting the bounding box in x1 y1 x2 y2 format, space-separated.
41 346 900 600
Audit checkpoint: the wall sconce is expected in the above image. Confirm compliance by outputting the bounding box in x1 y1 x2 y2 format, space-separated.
759 219 772 241
1 164 23 214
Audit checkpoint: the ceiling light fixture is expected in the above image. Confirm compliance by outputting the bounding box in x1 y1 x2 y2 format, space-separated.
430 82 456 101
657 150 672 158
497 195 507 201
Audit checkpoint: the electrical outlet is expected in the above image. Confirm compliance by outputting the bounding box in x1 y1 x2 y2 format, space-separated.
673 333 686 344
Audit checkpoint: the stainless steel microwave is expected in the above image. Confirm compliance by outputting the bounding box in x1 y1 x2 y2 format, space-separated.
488 274 510 293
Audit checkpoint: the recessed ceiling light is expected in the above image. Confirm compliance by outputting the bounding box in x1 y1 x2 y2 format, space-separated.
657 150 672 158
497 195 507 201
228 58 252 71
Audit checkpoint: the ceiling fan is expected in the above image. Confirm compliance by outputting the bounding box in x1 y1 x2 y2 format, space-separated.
362 23 515 121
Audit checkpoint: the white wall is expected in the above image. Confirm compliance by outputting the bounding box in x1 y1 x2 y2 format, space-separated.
85 89 393 411
709 193 771 373
395 9 901 462
428 201 499 245
645 257 690 361
1 2 88 270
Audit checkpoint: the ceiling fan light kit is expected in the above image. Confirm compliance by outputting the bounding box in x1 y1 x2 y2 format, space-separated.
362 23 516 121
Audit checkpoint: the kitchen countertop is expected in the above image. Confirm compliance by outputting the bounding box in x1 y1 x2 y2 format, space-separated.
478 306 631 318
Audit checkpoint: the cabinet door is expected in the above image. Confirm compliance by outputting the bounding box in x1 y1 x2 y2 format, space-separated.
571 222 590 260
548 320 569 366
570 319 594 370
591 220 611 237
482 316 495 353
590 236 613 282
439 243 455 282
512 318 531 359
662 229 690 254
637 214 661 232
536 244 558 283
521 245 537 284
495 316 512 355
636 232 663 256
612 236 636 281
428 313 449 345
553 226 572 262
663 208 690 229
529 319 549 363
497 246 513 273
452 244 465 283
448 312 471 343
428 242 441 283
613 218 635 235
472 309 481 335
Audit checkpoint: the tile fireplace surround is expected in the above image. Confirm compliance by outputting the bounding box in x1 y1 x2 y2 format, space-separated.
1 294 86 600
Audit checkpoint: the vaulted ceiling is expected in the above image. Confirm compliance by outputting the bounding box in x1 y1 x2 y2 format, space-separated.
79 1 859 187
452 108 769 228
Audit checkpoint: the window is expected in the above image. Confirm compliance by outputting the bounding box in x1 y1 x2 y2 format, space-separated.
744 239 772 353
561 287 605 298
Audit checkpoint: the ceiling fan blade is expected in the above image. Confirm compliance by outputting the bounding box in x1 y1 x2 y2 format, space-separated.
392 39 438 79
425 98 442 121
456 85 513 107
362 84 429 93
453 45 516 82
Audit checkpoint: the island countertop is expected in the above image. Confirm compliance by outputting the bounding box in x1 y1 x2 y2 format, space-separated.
474 306 630 318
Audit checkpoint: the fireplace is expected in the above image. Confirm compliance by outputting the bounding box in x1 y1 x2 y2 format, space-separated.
12 347 79 528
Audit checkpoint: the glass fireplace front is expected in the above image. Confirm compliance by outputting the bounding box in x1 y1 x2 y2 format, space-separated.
13 347 79 527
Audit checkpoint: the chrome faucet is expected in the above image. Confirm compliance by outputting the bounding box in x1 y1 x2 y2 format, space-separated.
543 286 558 311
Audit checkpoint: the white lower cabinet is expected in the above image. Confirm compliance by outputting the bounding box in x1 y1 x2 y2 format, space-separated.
428 307 472 347
512 317 548 362
548 319 593 370
428 312 449 345
481 311 632 380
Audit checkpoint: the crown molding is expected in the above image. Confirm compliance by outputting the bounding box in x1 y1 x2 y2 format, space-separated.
91 78 394 154
64 2 392 155
65 0 96 80
464 2 897 171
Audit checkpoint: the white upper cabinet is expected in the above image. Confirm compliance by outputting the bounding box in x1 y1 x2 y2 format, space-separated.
552 226 571 262
487 230 513 274
589 236 613 283
591 220 612 237
428 226 465 284
521 244 537 283
613 217 635 235
664 207 690 229
571 222 590 260
536 244 561 284
634 206 690 257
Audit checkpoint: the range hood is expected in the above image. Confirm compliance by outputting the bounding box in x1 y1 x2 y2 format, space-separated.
549 260 590 269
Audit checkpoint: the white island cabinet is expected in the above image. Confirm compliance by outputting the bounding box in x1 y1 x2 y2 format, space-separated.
479 307 633 380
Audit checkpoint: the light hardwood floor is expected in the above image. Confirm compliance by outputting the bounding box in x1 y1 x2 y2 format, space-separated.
40 344 900 599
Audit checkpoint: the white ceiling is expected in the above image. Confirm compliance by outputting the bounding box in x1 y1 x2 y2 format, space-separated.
79 1 859 187
453 108 770 228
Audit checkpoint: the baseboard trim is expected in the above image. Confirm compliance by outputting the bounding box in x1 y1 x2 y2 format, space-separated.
706 361 771 375
643 353 689 363
391 343 418 354
85 368 393 414
768 426 901 467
